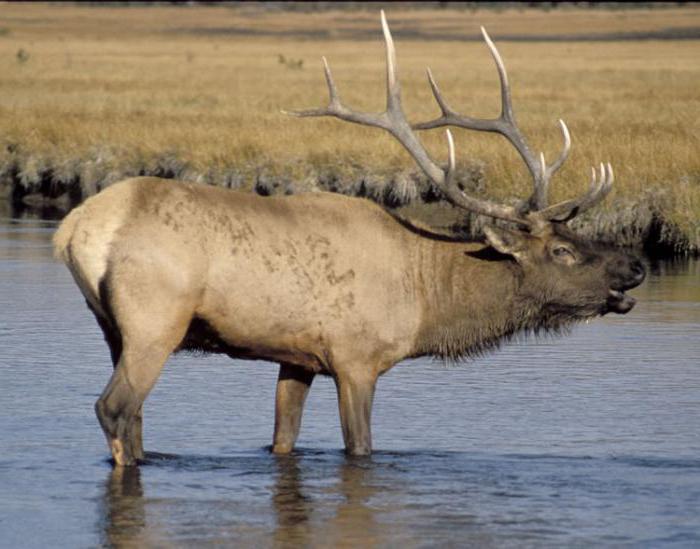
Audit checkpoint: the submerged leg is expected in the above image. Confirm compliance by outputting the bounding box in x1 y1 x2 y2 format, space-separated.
334 370 378 456
272 363 315 454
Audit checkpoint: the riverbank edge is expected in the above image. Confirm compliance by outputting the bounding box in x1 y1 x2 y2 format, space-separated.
1 159 695 258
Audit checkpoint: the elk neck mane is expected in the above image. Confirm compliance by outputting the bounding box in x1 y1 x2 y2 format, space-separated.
412 244 583 362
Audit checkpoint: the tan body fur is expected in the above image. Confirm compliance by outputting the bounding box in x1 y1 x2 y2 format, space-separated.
54 177 483 461
55 176 430 368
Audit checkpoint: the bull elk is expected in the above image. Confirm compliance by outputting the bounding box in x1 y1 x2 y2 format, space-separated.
53 12 645 465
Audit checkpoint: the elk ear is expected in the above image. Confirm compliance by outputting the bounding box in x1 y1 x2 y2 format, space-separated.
482 225 530 262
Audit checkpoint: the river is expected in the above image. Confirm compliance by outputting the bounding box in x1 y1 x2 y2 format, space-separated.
0 215 698 547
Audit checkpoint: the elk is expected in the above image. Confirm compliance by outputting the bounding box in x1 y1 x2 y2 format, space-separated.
53 12 645 465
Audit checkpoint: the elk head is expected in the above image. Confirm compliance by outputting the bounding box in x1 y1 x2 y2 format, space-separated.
287 11 645 322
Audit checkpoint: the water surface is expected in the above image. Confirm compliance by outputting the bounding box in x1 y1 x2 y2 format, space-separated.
1 216 698 547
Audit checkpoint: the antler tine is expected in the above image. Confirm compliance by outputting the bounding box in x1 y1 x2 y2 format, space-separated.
283 55 380 125
413 27 616 225
532 120 571 210
414 63 501 134
536 161 613 222
414 27 542 190
480 26 514 123
414 27 592 218
381 10 400 113
439 128 529 223
285 11 529 228
322 57 340 108
425 68 455 120
446 129 456 181
547 119 571 176
572 162 613 214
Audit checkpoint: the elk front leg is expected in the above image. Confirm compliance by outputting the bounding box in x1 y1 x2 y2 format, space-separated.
272 363 315 454
334 370 378 456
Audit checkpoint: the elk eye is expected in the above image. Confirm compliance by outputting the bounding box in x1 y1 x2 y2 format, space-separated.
552 246 574 259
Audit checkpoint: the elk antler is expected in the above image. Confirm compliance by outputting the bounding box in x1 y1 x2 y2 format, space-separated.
414 27 613 226
284 11 530 228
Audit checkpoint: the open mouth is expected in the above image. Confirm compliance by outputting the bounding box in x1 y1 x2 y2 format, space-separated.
606 289 636 314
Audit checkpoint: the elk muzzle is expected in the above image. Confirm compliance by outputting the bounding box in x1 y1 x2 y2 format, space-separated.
605 255 646 314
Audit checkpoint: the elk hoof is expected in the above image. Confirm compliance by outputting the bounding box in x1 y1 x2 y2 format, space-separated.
110 438 136 467
271 442 294 454
345 445 372 457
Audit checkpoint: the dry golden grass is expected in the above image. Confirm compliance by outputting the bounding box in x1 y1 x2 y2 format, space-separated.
0 3 698 251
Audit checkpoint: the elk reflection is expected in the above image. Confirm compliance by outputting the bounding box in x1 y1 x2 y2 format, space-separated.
272 454 382 546
98 466 151 548
271 455 313 546
98 453 385 546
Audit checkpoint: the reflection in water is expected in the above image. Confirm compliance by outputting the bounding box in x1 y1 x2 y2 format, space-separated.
272 455 312 546
79 448 700 547
99 467 156 549
329 459 382 547
98 454 388 547
272 455 382 547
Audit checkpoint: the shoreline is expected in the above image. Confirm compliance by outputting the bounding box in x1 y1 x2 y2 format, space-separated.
1 160 694 258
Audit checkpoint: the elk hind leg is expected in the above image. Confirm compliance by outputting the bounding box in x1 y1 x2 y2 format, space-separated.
272 363 315 454
90 302 145 461
95 343 172 466
94 304 192 466
92 246 199 466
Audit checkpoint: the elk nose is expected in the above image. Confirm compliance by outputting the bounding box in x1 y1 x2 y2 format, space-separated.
630 258 646 284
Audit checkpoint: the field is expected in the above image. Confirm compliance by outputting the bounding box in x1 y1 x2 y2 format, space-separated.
0 3 698 253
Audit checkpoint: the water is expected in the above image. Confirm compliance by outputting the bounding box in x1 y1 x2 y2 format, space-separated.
1 215 699 548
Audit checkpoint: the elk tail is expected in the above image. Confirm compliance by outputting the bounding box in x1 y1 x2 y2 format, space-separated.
52 204 84 262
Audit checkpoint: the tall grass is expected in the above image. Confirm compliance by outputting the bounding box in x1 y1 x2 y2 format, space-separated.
0 4 698 253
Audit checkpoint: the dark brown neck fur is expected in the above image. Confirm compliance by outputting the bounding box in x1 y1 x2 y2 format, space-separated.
413 241 558 360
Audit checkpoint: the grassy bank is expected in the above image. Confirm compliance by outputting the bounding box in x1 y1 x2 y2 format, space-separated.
0 4 698 254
